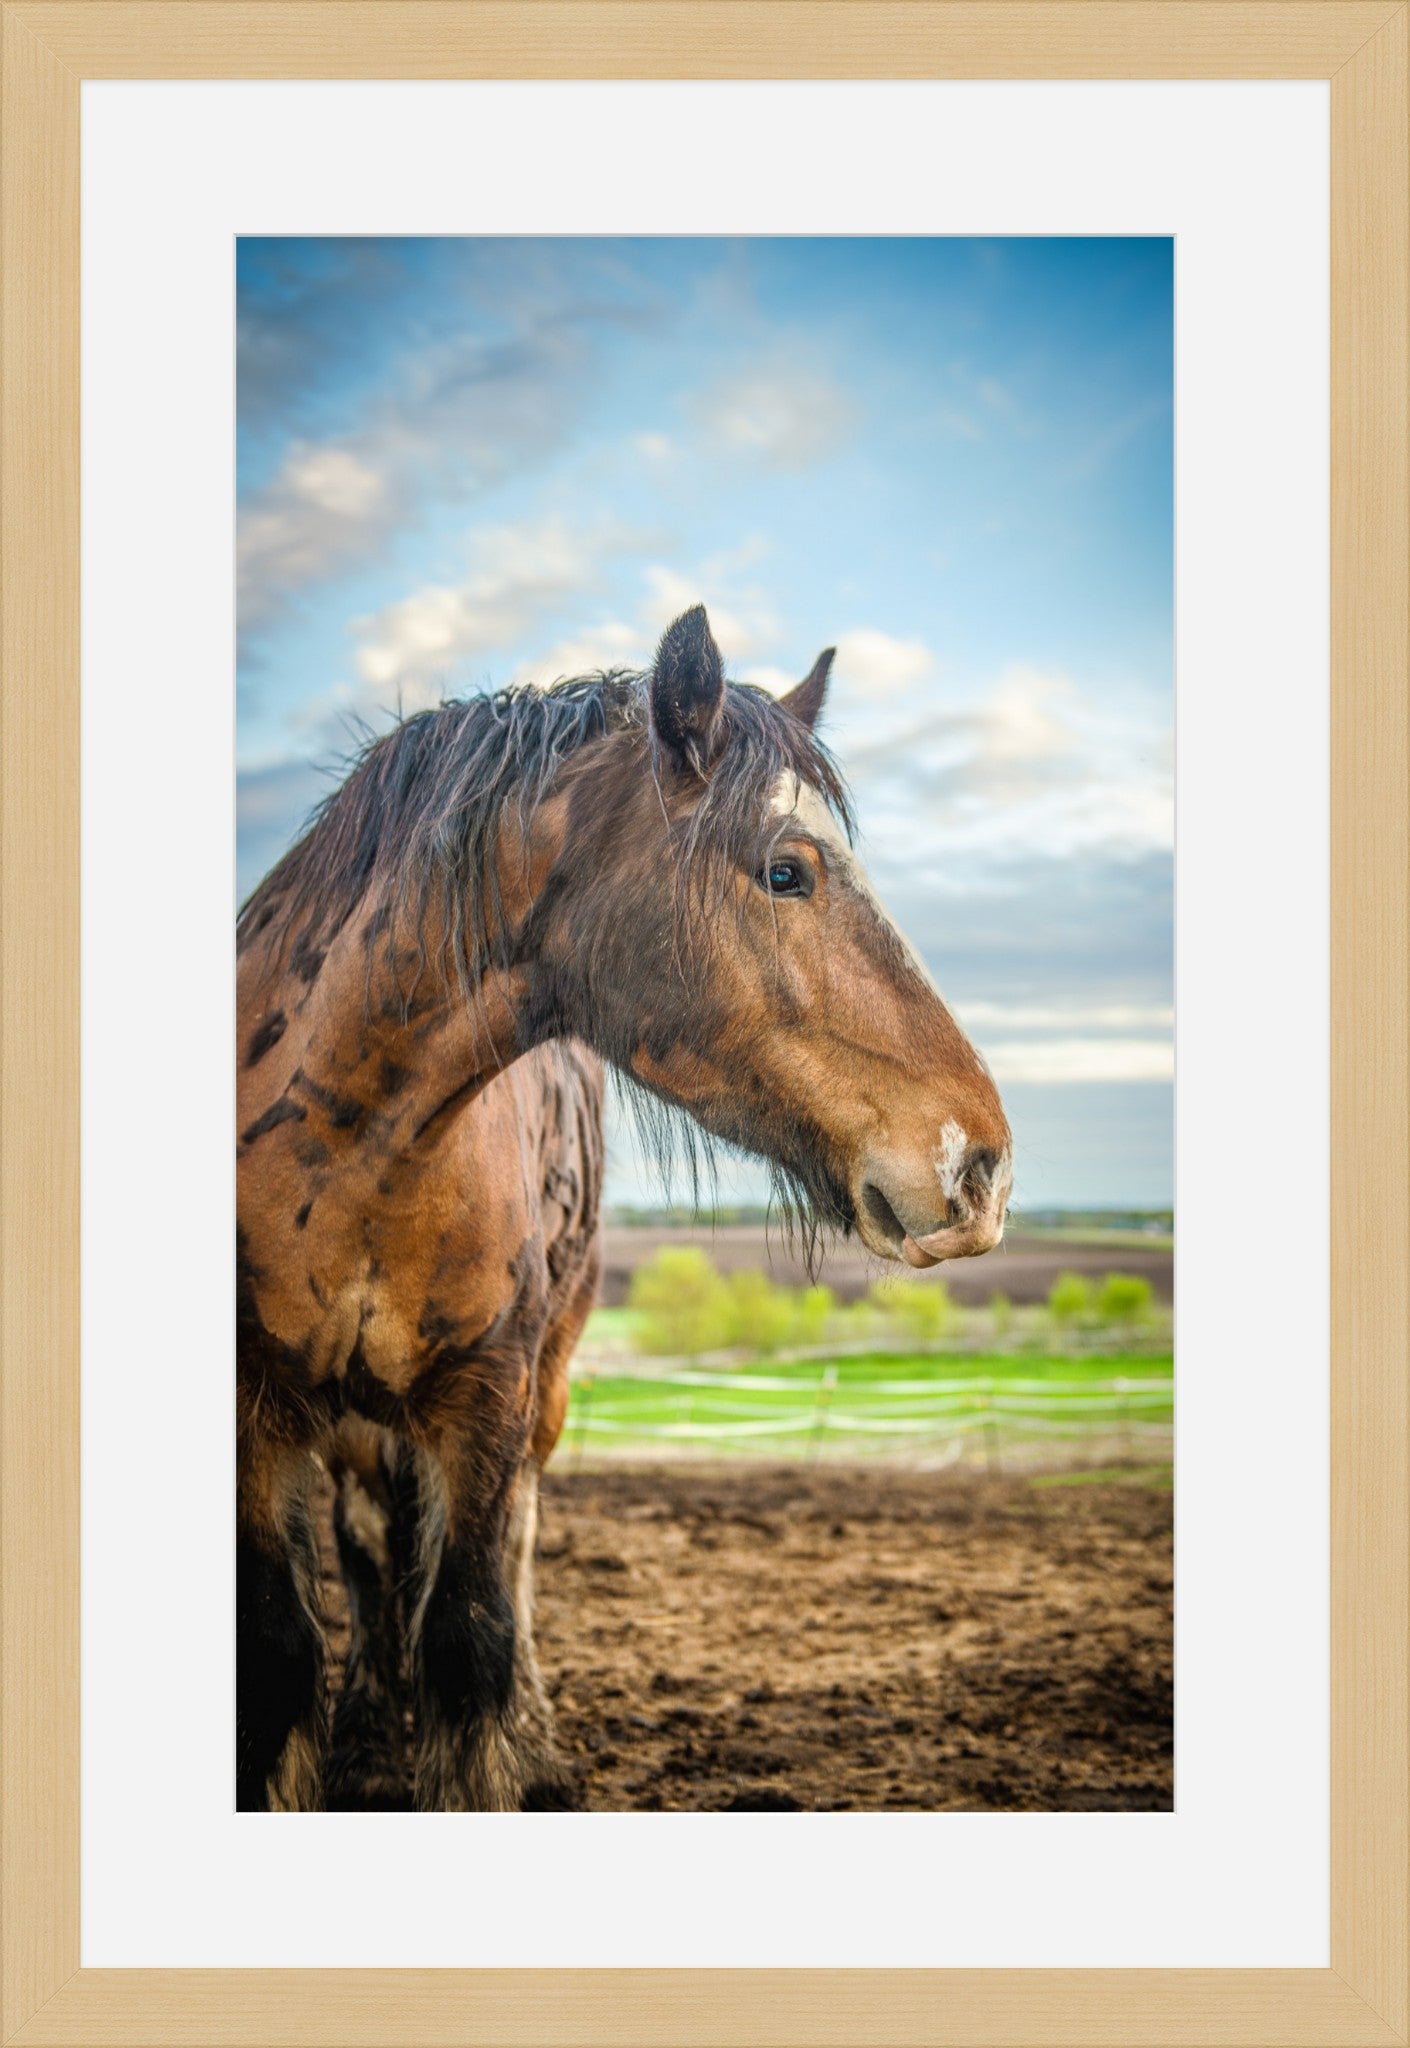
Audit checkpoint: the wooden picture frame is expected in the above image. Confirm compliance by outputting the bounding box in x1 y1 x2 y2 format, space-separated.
2 5 1405 2042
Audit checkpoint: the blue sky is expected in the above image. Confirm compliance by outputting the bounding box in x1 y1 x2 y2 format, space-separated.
237 236 1173 1209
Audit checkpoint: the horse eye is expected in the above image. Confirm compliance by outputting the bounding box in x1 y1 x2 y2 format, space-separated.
759 859 804 896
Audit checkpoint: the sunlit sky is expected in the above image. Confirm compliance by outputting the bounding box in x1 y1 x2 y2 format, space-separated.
237 237 1173 1209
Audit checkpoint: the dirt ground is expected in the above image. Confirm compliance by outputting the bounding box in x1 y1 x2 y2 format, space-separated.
599 1224 1173 1309
533 1463 1173 1812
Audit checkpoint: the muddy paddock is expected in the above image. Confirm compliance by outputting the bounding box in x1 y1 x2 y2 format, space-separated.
318 1462 1172 1812
535 1463 1172 1812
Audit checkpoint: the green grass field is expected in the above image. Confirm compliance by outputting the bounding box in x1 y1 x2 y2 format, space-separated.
562 1348 1173 1461
570 1247 1174 1466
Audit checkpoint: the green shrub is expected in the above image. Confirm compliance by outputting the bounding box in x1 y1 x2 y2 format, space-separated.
628 1247 733 1355
1097 1272 1154 1325
793 1284 836 1346
869 1276 957 1343
725 1269 796 1353
627 1252 836 1356
1047 1270 1095 1327
988 1290 1013 1339
830 1297 877 1344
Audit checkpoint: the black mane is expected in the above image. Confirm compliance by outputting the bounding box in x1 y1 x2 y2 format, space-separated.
237 667 852 988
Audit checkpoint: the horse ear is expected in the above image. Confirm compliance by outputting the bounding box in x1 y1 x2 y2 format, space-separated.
778 647 834 732
649 605 726 772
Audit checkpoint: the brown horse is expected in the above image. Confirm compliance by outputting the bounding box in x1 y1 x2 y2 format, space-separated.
235 605 1011 1811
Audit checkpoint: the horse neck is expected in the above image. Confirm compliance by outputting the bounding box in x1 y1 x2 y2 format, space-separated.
248 896 537 1151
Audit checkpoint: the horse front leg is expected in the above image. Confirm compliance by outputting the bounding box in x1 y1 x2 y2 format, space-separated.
236 1419 327 1812
508 1272 599 1808
504 1464 578 1808
325 1421 414 1810
409 1452 520 1811
408 1449 568 1812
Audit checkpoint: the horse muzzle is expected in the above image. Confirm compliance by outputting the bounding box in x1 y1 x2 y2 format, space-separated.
898 1202 1007 1267
858 1143 1012 1266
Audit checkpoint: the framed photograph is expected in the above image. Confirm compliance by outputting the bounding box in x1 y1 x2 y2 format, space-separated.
3 5 1406 2044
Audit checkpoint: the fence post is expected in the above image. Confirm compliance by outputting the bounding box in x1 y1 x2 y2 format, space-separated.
571 1372 595 1469
808 1363 838 1460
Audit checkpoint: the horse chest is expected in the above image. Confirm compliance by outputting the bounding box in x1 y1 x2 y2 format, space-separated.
340 1245 525 1394
243 1179 542 1412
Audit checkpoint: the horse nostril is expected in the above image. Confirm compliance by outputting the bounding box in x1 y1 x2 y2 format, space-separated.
861 1180 907 1247
962 1147 1000 1196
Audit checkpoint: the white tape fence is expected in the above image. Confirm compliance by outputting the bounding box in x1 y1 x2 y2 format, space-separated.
565 1367 1174 1468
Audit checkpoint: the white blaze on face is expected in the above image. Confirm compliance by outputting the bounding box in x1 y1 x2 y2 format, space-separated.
769 774 941 993
935 1118 970 1203
772 771 1013 1239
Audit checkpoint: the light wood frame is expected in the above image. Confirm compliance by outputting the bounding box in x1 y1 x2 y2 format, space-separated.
2 5 1405 2042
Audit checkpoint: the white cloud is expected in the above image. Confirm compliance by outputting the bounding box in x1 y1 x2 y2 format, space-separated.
953 997 1174 1088
284 445 383 518
354 517 625 695
339 527 784 730
833 629 935 697
980 665 1078 763
691 364 855 470
357 589 482 693
837 655 1172 866
237 440 394 631
510 621 649 687
983 1038 1174 1085
237 275 630 639
956 1001 1174 1034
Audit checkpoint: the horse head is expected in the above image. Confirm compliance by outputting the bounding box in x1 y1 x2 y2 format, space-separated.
533 606 1012 1265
